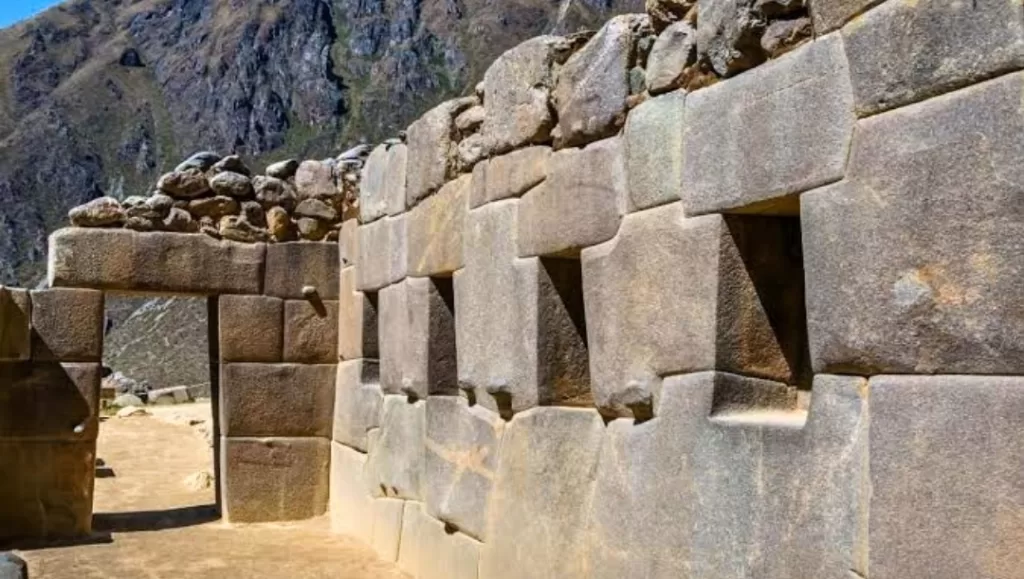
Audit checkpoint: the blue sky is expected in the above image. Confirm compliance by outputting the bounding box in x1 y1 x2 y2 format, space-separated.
0 0 63 29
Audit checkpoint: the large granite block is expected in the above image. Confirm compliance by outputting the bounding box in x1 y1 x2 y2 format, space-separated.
361 144 408 223
0 362 99 441
338 268 378 361
681 34 855 215
0 440 95 541
480 407 605 579
481 36 558 155
30 288 104 362
552 15 651 149
469 146 551 209
357 215 407 292
220 363 335 437
339 218 359 269
406 175 468 276
329 441 373 542
584 372 867 579
379 278 458 399
264 242 339 300
48 228 265 294
219 295 283 363
424 396 504 541
366 395 425 500
399 502 481 579
802 72 1024 375
842 0 1024 116
221 437 330 523
0 287 31 361
869 375 1024 579
625 90 685 212
458 201 593 415
517 137 626 257
582 203 808 418
406 100 458 206
283 299 338 364
369 498 405 563
333 359 383 452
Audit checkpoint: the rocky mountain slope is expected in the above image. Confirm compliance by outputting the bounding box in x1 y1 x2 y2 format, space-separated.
0 0 640 386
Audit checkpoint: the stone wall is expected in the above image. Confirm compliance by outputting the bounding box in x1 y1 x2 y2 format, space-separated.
4 0 1024 577
330 1 1024 578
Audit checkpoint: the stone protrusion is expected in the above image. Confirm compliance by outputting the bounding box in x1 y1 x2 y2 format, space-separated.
264 242 339 300
283 299 338 364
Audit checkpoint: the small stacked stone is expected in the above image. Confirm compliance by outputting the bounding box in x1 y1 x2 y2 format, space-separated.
68 148 369 243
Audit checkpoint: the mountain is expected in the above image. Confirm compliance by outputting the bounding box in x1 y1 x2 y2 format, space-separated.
0 0 641 387
0 0 643 288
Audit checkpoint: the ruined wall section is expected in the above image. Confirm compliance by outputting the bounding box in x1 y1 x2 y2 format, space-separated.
331 1 1024 578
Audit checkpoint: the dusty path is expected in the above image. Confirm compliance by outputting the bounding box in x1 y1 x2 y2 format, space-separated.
17 404 407 579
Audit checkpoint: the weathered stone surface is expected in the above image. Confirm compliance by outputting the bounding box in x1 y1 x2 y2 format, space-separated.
158 168 211 199
283 299 338 364
406 101 458 206
49 228 265 295
219 215 269 243
240 200 266 228
584 372 867 579
175 151 220 173
481 36 558 156
480 407 605 578
263 242 339 300
29 289 103 362
369 498 405 563
424 396 504 541
221 437 330 523
647 0 694 31
211 154 251 176
407 175 467 276
646 22 697 94
219 364 335 437
0 362 99 441
188 195 240 219
760 16 811 57
356 215 407 292
328 441 373 541
360 145 390 223
162 207 197 233
366 395 424 500
333 360 383 453
458 200 591 415
265 158 299 180
682 35 854 215
625 91 684 212
397 502 480 579
294 199 337 222
69 197 125 227
253 176 298 212
208 171 253 198
869 375 1024 579
296 217 329 241
456 133 489 171
0 440 95 541
338 268 378 361
0 287 31 361
220 297 283 364
696 0 766 76
841 0 1024 116
518 137 626 257
265 206 295 242
553 16 650 149
802 72 1024 375
294 160 337 200
402 277 458 398
469 146 551 209
582 204 807 417
455 105 485 133
339 219 359 269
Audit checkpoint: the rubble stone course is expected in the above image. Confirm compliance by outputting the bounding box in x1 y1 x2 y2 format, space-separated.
9 3 1023 576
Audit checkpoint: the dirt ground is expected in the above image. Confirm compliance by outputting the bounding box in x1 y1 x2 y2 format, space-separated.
16 403 407 579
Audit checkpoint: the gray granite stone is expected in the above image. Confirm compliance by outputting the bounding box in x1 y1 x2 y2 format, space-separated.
481 36 559 155
366 395 425 500
407 174 467 277
469 146 551 209
624 90 685 212
332 360 383 453
221 437 329 523
681 34 854 215
219 364 335 437
802 72 1024 375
